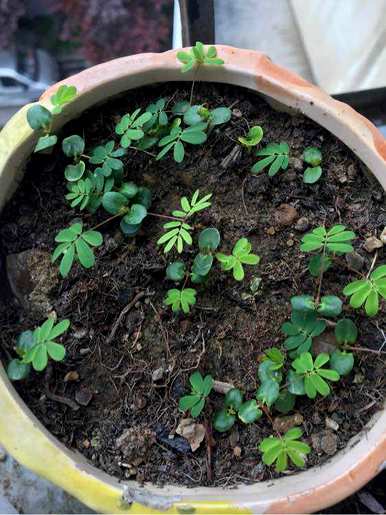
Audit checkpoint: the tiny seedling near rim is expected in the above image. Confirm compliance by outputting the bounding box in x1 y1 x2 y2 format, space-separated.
179 371 214 417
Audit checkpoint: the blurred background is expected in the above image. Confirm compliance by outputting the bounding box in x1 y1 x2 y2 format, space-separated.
0 0 385 513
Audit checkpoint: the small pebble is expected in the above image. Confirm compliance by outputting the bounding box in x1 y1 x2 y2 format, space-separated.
79 347 91 355
266 226 275 236
232 108 242 118
75 387 93 406
273 413 303 433
152 367 164 382
286 239 294 247
274 204 298 227
325 417 339 431
345 251 365 272
295 217 310 232
380 227 386 244
64 371 79 382
364 236 383 253
233 446 242 458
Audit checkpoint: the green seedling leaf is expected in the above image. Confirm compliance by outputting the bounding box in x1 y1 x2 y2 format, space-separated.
301 225 356 254
50 85 77 113
292 352 340 399
192 254 213 277
165 288 197 314
198 227 221 252
308 254 331 277
330 350 354 376
7 359 31 381
317 295 342 317
27 105 52 130
177 42 224 72
213 408 236 432
216 237 260 281
224 388 243 410
252 142 289 176
303 166 322 184
179 371 213 418
166 261 186 282
34 134 57 152
343 265 386 316
274 390 296 414
64 161 85 182
102 191 129 215
303 147 322 167
238 125 263 149
256 380 280 407
238 400 262 424
282 311 326 356
62 135 85 158
259 428 311 472
334 318 358 344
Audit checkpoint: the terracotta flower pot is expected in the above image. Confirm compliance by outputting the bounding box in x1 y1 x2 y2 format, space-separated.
0 46 385 514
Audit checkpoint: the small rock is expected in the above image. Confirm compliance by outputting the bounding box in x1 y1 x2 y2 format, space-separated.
64 371 79 382
152 367 164 382
364 236 383 253
312 412 322 425
291 157 303 171
116 426 156 465
82 439 91 448
176 418 205 452
73 327 88 339
273 413 303 433
6 249 59 316
345 251 365 272
312 331 338 356
325 417 339 431
233 446 242 458
232 108 242 118
274 204 298 227
353 372 365 384
295 217 310 232
79 347 91 355
311 430 337 455
266 226 275 236
75 387 93 406
380 227 386 244
0 445 6 461
286 239 294 247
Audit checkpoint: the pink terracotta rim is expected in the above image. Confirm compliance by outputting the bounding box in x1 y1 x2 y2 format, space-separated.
0 46 385 514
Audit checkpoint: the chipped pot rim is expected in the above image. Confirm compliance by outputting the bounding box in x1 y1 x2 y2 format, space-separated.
0 46 385 514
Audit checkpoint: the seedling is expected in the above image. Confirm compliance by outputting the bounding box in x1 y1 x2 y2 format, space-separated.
291 294 343 317
291 352 340 399
282 311 326 356
191 228 221 283
62 135 85 159
8 318 70 378
179 371 213 417
251 142 289 176
303 146 323 184
156 122 207 163
89 140 126 176
26 84 77 152
213 388 262 432
166 261 186 282
115 109 153 148
177 42 224 73
183 104 231 129
52 222 103 277
157 190 212 253
259 428 311 472
165 288 197 314
238 126 264 150
216 238 260 281
343 264 386 316
144 97 168 128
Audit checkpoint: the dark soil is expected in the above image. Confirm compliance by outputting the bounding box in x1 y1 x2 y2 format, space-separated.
0 82 385 488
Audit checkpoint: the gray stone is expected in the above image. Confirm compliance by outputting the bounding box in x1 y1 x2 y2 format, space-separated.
364 236 383 253
345 251 365 271
6 249 58 317
295 216 310 232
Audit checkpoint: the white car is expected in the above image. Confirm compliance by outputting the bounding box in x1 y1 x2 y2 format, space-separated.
0 48 59 126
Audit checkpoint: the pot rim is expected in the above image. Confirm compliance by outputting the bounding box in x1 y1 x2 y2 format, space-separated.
0 45 385 514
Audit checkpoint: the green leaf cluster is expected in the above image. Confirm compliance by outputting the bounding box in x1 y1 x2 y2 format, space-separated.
251 142 289 176
216 238 260 281
157 191 212 253
259 428 311 472
156 122 207 162
52 222 103 277
179 371 213 417
343 265 386 316
8 318 70 379
177 42 224 72
165 288 197 314
115 108 153 148
291 352 340 399
213 388 262 432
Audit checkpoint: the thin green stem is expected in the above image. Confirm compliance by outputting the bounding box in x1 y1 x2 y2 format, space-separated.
90 211 126 231
315 243 327 305
128 146 156 158
147 212 184 222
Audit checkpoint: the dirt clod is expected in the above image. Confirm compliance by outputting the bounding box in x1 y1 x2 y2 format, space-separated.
364 236 383 252
274 204 298 227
